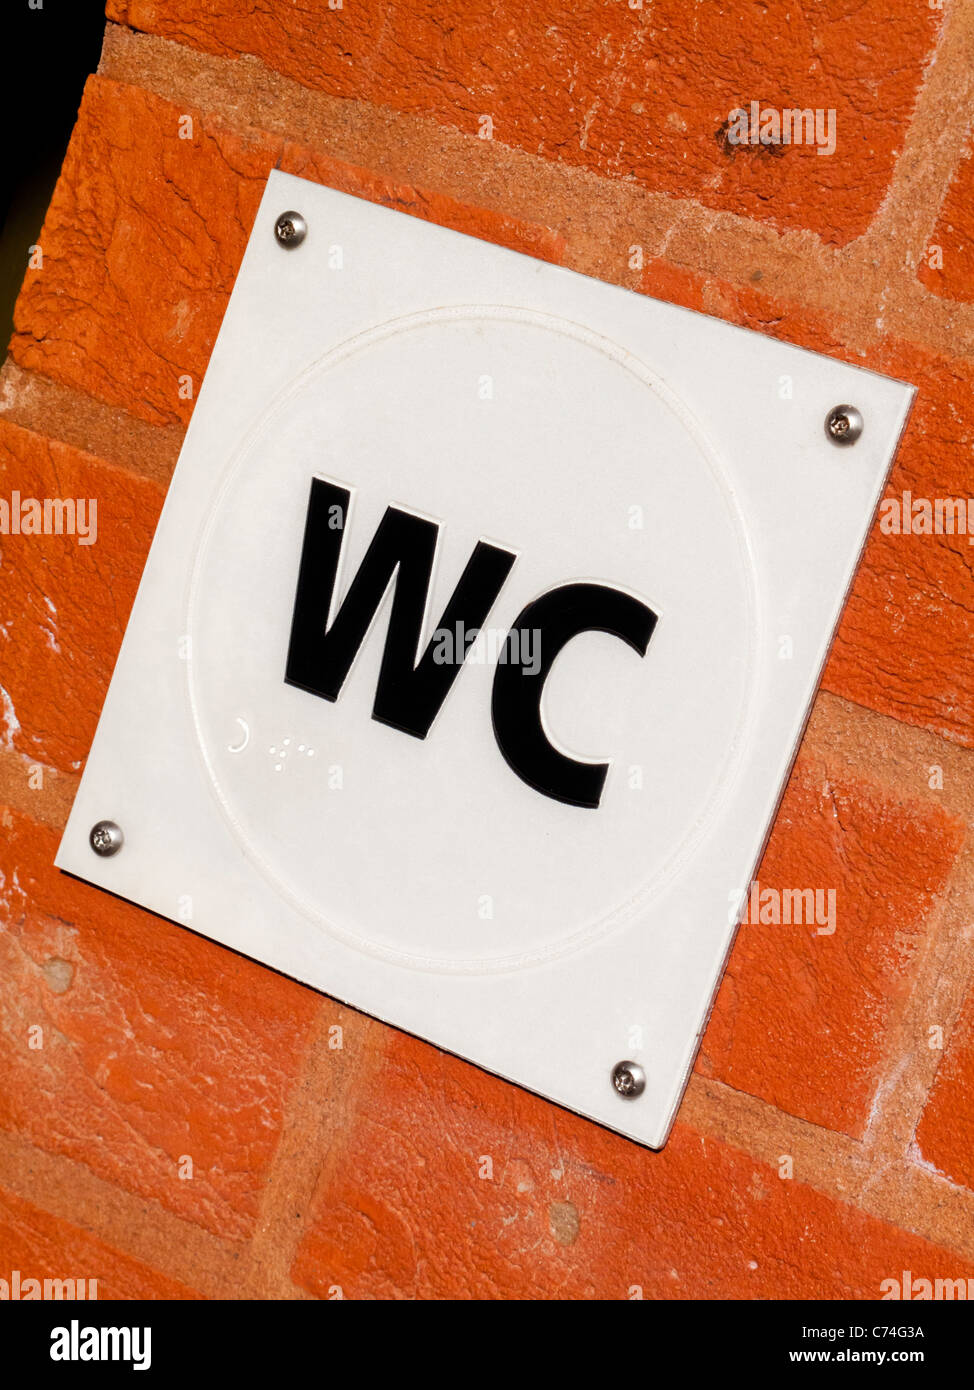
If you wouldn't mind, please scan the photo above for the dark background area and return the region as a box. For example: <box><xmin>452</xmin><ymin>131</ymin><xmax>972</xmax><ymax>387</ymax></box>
<box><xmin>1</xmin><ymin>0</ymin><xmax>107</xmax><ymax>351</ymax></box>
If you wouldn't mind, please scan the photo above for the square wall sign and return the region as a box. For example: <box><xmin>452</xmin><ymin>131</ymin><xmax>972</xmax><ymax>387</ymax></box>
<box><xmin>57</xmin><ymin>171</ymin><xmax>913</xmax><ymax>1148</ymax></box>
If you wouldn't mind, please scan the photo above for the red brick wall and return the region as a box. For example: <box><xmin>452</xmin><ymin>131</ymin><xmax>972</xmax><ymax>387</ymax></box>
<box><xmin>2</xmin><ymin>2</ymin><xmax>974</xmax><ymax>1299</ymax></box>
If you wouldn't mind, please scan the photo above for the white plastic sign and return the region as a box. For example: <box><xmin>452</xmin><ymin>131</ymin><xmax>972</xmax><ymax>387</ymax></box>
<box><xmin>57</xmin><ymin>172</ymin><xmax>913</xmax><ymax>1147</ymax></box>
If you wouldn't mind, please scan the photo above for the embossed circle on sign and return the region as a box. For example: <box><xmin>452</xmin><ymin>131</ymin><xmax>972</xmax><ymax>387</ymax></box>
<box><xmin>187</xmin><ymin>307</ymin><xmax>759</xmax><ymax>973</ymax></box>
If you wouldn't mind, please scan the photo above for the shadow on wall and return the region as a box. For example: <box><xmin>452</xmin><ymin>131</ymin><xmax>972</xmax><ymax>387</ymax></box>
<box><xmin>0</xmin><ymin>0</ymin><xmax>106</xmax><ymax>352</ymax></box>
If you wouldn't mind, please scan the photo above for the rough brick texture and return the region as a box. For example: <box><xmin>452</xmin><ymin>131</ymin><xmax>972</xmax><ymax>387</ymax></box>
<box><xmin>0</xmin><ymin>420</ymin><xmax>164</xmax><ymax>772</ymax></box>
<box><xmin>697</xmin><ymin>759</ymin><xmax>966</xmax><ymax>1138</ymax></box>
<box><xmin>106</xmin><ymin>0</ymin><xmax>943</xmax><ymax>246</ymax></box>
<box><xmin>292</xmin><ymin>1037</ymin><xmax>974</xmax><ymax>1301</ymax></box>
<box><xmin>2</xmin><ymin>1</ymin><xmax>974</xmax><ymax>1300</ymax></box>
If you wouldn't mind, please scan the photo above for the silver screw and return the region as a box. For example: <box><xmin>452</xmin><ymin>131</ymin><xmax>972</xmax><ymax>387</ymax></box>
<box><xmin>274</xmin><ymin>210</ymin><xmax>307</xmax><ymax>248</ymax></box>
<box><xmin>611</xmin><ymin>1060</ymin><xmax>646</xmax><ymax>1099</ymax></box>
<box><xmin>825</xmin><ymin>404</ymin><xmax>863</xmax><ymax>446</ymax></box>
<box><xmin>89</xmin><ymin>820</ymin><xmax>124</xmax><ymax>857</ymax></box>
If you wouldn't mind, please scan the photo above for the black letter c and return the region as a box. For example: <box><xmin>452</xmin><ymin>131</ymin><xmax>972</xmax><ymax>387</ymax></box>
<box><xmin>491</xmin><ymin>583</ymin><xmax>658</xmax><ymax>809</ymax></box>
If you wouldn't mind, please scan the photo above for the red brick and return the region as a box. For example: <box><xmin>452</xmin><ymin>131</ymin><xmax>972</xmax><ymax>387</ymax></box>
<box><xmin>0</xmin><ymin>1185</ymin><xmax>198</xmax><ymax>1299</ymax></box>
<box><xmin>915</xmin><ymin>988</ymin><xmax>974</xmax><ymax>1191</ymax></box>
<box><xmin>291</xmin><ymin>1034</ymin><xmax>974</xmax><ymax>1300</ymax></box>
<box><xmin>11</xmin><ymin>77</ymin><xmax>282</xmax><ymax>428</ymax></box>
<box><xmin>0</xmin><ymin>811</ymin><xmax>319</xmax><ymax>1240</ymax></box>
<box><xmin>698</xmin><ymin>759</ymin><xmax>966</xmax><ymax>1137</ymax></box>
<box><xmin>918</xmin><ymin>140</ymin><xmax>974</xmax><ymax>304</ymax></box>
<box><xmin>0</xmin><ymin>420</ymin><xmax>163</xmax><ymax>774</ymax></box>
<box><xmin>108</xmin><ymin>0</ymin><xmax>942</xmax><ymax>246</ymax></box>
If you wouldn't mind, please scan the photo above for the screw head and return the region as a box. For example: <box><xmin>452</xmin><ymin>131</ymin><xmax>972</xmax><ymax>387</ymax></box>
<box><xmin>274</xmin><ymin>210</ymin><xmax>307</xmax><ymax>248</ymax></box>
<box><xmin>611</xmin><ymin>1060</ymin><xmax>646</xmax><ymax>1099</ymax></box>
<box><xmin>825</xmin><ymin>404</ymin><xmax>863</xmax><ymax>446</ymax></box>
<box><xmin>89</xmin><ymin>820</ymin><xmax>124</xmax><ymax>857</ymax></box>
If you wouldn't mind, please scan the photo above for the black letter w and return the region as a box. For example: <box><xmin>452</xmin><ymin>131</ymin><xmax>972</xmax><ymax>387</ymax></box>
<box><xmin>285</xmin><ymin>479</ymin><xmax>516</xmax><ymax>738</ymax></box>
